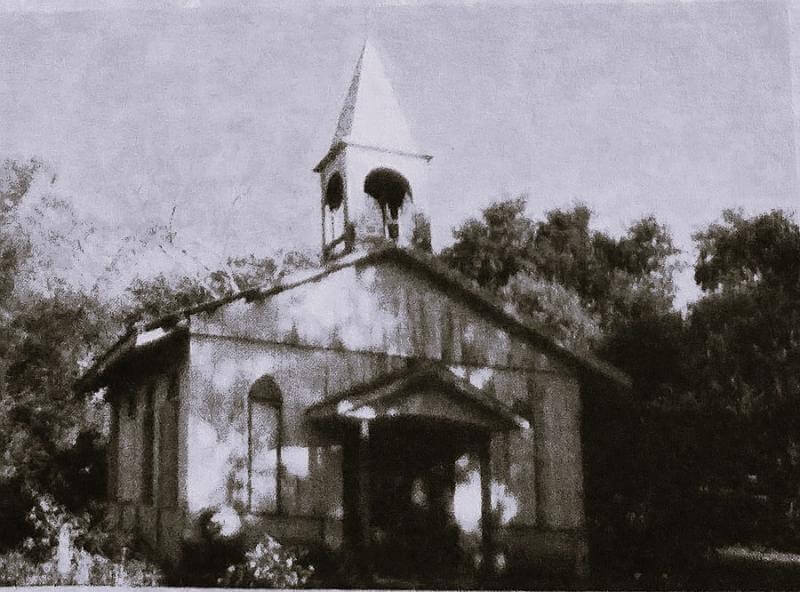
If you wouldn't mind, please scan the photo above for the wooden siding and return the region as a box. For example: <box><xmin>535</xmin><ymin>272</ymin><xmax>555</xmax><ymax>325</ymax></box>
<box><xmin>190</xmin><ymin>260</ymin><xmax>564</xmax><ymax>374</ymax></box>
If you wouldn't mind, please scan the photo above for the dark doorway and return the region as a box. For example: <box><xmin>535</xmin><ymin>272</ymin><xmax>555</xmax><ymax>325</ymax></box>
<box><xmin>343</xmin><ymin>418</ymin><xmax>480</xmax><ymax>584</ymax></box>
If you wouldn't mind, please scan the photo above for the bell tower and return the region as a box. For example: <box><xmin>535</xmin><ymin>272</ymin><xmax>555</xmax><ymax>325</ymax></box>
<box><xmin>314</xmin><ymin>40</ymin><xmax>433</xmax><ymax>259</ymax></box>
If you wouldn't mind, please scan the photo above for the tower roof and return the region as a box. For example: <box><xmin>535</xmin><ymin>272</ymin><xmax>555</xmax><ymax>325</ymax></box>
<box><xmin>314</xmin><ymin>40</ymin><xmax>430</xmax><ymax>172</ymax></box>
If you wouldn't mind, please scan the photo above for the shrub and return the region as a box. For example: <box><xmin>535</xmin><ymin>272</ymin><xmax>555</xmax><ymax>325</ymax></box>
<box><xmin>0</xmin><ymin>547</ymin><xmax>162</xmax><ymax>586</ymax></box>
<box><xmin>174</xmin><ymin>507</ymin><xmax>247</xmax><ymax>585</ymax></box>
<box><xmin>0</xmin><ymin>493</ymin><xmax>163</xmax><ymax>586</ymax></box>
<box><xmin>220</xmin><ymin>535</ymin><xmax>314</xmax><ymax>588</ymax></box>
<box><xmin>174</xmin><ymin>506</ymin><xmax>313</xmax><ymax>587</ymax></box>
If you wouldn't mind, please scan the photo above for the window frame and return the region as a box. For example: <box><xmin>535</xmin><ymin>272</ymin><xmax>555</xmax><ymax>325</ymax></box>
<box><xmin>247</xmin><ymin>377</ymin><xmax>284</xmax><ymax>515</ymax></box>
<box><xmin>157</xmin><ymin>372</ymin><xmax>180</xmax><ymax>509</ymax></box>
<box><xmin>324</xmin><ymin>172</ymin><xmax>346</xmax><ymax>239</ymax></box>
<box><xmin>141</xmin><ymin>381</ymin><xmax>156</xmax><ymax>506</ymax></box>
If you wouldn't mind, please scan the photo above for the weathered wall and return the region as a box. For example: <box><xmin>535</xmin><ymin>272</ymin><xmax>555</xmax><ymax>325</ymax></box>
<box><xmin>191</xmin><ymin>259</ymin><xmax>558</xmax><ymax>372</ymax></box>
<box><xmin>111</xmin><ymin>372</ymin><xmax>174</xmax><ymax>505</ymax></box>
<box><xmin>185</xmin><ymin>337</ymin><xmax>372</xmax><ymax>519</ymax></box>
<box><xmin>107</xmin><ymin>349</ymin><xmax>188</xmax><ymax>561</ymax></box>
<box><xmin>108</xmin><ymin>257</ymin><xmax>588</xmax><ymax>572</ymax></box>
<box><xmin>532</xmin><ymin>372</ymin><xmax>585</xmax><ymax>529</ymax></box>
<box><xmin>114</xmin><ymin>388</ymin><xmax>141</xmax><ymax>502</ymax></box>
<box><xmin>114</xmin><ymin>381</ymin><xmax>146</xmax><ymax>502</ymax></box>
<box><xmin>187</xmin><ymin>259</ymin><xmax>585</xmax><ymax>531</ymax></box>
<box><xmin>183</xmin><ymin>338</ymin><xmax>570</xmax><ymax>535</ymax></box>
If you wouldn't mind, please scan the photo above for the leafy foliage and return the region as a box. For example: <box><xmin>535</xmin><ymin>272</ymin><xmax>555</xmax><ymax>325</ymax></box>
<box><xmin>174</xmin><ymin>506</ymin><xmax>313</xmax><ymax>587</ymax></box>
<box><xmin>2</xmin><ymin>150</ymin><xmax>800</xmax><ymax>590</ymax></box>
<box><xmin>587</xmin><ymin>208</ymin><xmax>800</xmax><ymax>585</ymax></box>
<box><xmin>121</xmin><ymin>248</ymin><xmax>317</xmax><ymax>325</ymax></box>
<box><xmin>0</xmin><ymin>494</ymin><xmax>162</xmax><ymax>586</ymax></box>
<box><xmin>221</xmin><ymin>535</ymin><xmax>315</xmax><ymax>588</ymax></box>
<box><xmin>0</xmin><ymin>157</ymin><xmax>320</xmax><ymax>557</ymax></box>
<box><xmin>0</xmin><ymin>549</ymin><xmax>162</xmax><ymax>586</ymax></box>
<box><xmin>686</xmin><ymin>210</ymin><xmax>800</xmax><ymax>544</ymax></box>
<box><xmin>440</xmin><ymin>196</ymin><xmax>680</xmax><ymax>354</ymax></box>
<box><xmin>694</xmin><ymin>208</ymin><xmax>800</xmax><ymax>293</ymax></box>
<box><xmin>502</xmin><ymin>273</ymin><xmax>602</xmax><ymax>351</ymax></box>
<box><xmin>441</xmin><ymin>197</ymin><xmax>536</xmax><ymax>291</ymax></box>
<box><xmin>0</xmin><ymin>161</ymin><xmax>113</xmax><ymax>551</ymax></box>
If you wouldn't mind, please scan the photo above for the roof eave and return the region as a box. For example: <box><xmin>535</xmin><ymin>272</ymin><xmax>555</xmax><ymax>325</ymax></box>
<box><xmin>313</xmin><ymin>140</ymin><xmax>433</xmax><ymax>174</ymax></box>
<box><xmin>312</xmin><ymin>141</ymin><xmax>345</xmax><ymax>173</ymax></box>
<box><xmin>74</xmin><ymin>332</ymin><xmax>136</xmax><ymax>393</ymax></box>
<box><xmin>344</xmin><ymin>141</ymin><xmax>433</xmax><ymax>162</ymax></box>
<box><xmin>75</xmin><ymin>322</ymin><xmax>189</xmax><ymax>393</ymax></box>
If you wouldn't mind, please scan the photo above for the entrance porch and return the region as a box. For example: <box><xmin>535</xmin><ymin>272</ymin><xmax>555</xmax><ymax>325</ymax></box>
<box><xmin>307</xmin><ymin>361</ymin><xmax>527</xmax><ymax>586</ymax></box>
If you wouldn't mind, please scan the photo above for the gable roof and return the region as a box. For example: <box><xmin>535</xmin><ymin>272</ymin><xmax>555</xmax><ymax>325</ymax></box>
<box><xmin>306</xmin><ymin>359</ymin><xmax>528</xmax><ymax>431</ymax></box>
<box><xmin>76</xmin><ymin>245</ymin><xmax>631</xmax><ymax>393</ymax></box>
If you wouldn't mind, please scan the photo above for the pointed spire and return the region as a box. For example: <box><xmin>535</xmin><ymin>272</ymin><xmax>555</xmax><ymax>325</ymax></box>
<box><xmin>332</xmin><ymin>40</ymin><xmax>420</xmax><ymax>154</ymax></box>
<box><xmin>314</xmin><ymin>39</ymin><xmax>431</xmax><ymax>172</ymax></box>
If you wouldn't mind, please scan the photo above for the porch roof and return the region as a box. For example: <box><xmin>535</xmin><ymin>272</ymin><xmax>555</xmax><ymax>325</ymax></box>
<box><xmin>306</xmin><ymin>360</ymin><xmax>528</xmax><ymax>432</ymax></box>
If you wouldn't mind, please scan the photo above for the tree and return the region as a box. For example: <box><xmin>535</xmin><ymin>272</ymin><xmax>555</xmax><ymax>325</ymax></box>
<box><xmin>120</xmin><ymin>248</ymin><xmax>318</xmax><ymax>325</ymax></box>
<box><xmin>694</xmin><ymin>209</ymin><xmax>800</xmax><ymax>293</ymax></box>
<box><xmin>687</xmin><ymin>209</ymin><xmax>800</xmax><ymax>543</ymax></box>
<box><xmin>439</xmin><ymin>197</ymin><xmax>536</xmax><ymax>291</ymax></box>
<box><xmin>530</xmin><ymin>204</ymin><xmax>596</xmax><ymax>298</ymax></box>
<box><xmin>0</xmin><ymin>159</ymin><xmax>112</xmax><ymax>551</ymax></box>
<box><xmin>0</xmin><ymin>158</ymin><xmax>47</xmax><ymax>304</ymax></box>
<box><xmin>440</xmin><ymin>196</ymin><xmax>701</xmax><ymax>585</ymax></box>
<box><xmin>502</xmin><ymin>274</ymin><xmax>602</xmax><ymax>351</ymax></box>
<box><xmin>440</xmin><ymin>197</ymin><xmax>680</xmax><ymax>355</ymax></box>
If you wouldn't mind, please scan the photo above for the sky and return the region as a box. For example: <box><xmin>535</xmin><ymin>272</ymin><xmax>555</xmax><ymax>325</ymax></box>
<box><xmin>1</xmin><ymin>0</ymin><xmax>799</xmax><ymax>306</ymax></box>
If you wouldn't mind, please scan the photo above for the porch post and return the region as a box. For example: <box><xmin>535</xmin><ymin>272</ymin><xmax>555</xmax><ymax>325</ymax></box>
<box><xmin>480</xmin><ymin>433</ymin><xmax>494</xmax><ymax>580</ymax></box>
<box><xmin>358</xmin><ymin>419</ymin><xmax>372</xmax><ymax>577</ymax></box>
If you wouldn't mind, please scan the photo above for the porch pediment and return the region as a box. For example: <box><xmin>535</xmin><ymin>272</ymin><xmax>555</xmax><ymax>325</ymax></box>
<box><xmin>306</xmin><ymin>361</ymin><xmax>528</xmax><ymax>432</ymax></box>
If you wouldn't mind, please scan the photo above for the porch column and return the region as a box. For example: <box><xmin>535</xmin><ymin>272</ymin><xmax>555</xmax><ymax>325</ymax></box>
<box><xmin>358</xmin><ymin>419</ymin><xmax>372</xmax><ymax>576</ymax></box>
<box><xmin>480</xmin><ymin>433</ymin><xmax>494</xmax><ymax>580</ymax></box>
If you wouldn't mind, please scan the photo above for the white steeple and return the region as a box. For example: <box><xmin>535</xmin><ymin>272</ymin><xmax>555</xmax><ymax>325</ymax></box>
<box><xmin>329</xmin><ymin>39</ymin><xmax>421</xmax><ymax>156</ymax></box>
<box><xmin>314</xmin><ymin>40</ymin><xmax>432</xmax><ymax>259</ymax></box>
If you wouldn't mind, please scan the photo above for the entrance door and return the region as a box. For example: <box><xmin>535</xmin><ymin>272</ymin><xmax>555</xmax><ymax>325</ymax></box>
<box><xmin>367</xmin><ymin>419</ymin><xmax>474</xmax><ymax>583</ymax></box>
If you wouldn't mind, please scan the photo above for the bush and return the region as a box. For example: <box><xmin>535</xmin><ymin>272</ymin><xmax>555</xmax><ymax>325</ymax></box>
<box><xmin>0</xmin><ymin>493</ymin><xmax>163</xmax><ymax>586</ymax></box>
<box><xmin>220</xmin><ymin>535</ymin><xmax>314</xmax><ymax>588</ymax></box>
<box><xmin>175</xmin><ymin>508</ymin><xmax>246</xmax><ymax>586</ymax></box>
<box><xmin>0</xmin><ymin>548</ymin><xmax>162</xmax><ymax>586</ymax></box>
<box><xmin>173</xmin><ymin>506</ymin><xmax>313</xmax><ymax>587</ymax></box>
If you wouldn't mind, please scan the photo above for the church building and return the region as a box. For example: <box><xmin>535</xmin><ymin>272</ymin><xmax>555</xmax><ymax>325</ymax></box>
<box><xmin>78</xmin><ymin>40</ymin><xmax>629</xmax><ymax>585</ymax></box>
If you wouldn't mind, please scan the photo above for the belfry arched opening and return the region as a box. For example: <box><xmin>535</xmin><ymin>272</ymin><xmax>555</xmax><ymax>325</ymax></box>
<box><xmin>364</xmin><ymin>167</ymin><xmax>412</xmax><ymax>240</ymax></box>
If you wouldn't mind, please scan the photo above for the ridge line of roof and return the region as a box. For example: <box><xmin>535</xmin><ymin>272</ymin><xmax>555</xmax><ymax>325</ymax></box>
<box><xmin>141</xmin><ymin>248</ymin><xmax>368</xmax><ymax>332</ymax></box>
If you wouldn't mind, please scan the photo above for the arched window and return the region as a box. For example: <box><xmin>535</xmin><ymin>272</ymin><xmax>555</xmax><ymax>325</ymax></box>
<box><xmin>248</xmin><ymin>375</ymin><xmax>284</xmax><ymax>514</ymax></box>
<box><xmin>325</xmin><ymin>172</ymin><xmax>345</xmax><ymax>238</ymax></box>
<box><xmin>364</xmin><ymin>168</ymin><xmax>412</xmax><ymax>240</ymax></box>
<box><xmin>325</xmin><ymin>172</ymin><xmax>344</xmax><ymax>211</ymax></box>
